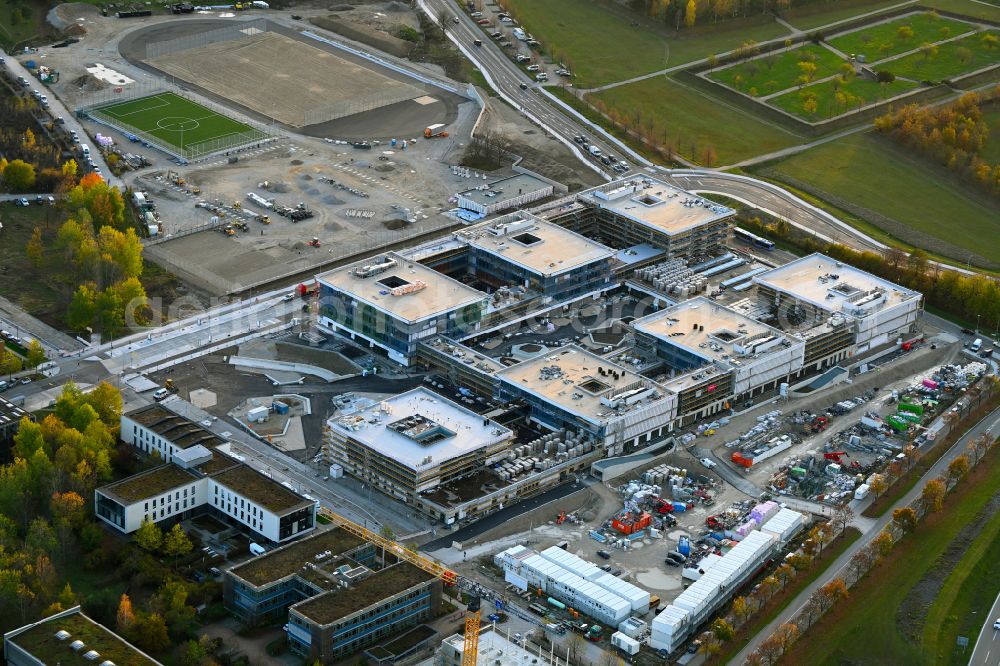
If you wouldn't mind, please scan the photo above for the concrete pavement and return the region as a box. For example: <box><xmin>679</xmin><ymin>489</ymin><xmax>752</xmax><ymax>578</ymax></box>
<box><xmin>969</xmin><ymin>592</ymin><xmax>1000</xmax><ymax>666</ymax></box>
<box><xmin>730</xmin><ymin>405</ymin><xmax>1000</xmax><ymax>664</ymax></box>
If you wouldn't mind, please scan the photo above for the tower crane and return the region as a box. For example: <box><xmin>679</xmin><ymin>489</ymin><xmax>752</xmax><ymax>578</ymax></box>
<box><xmin>318</xmin><ymin>508</ymin><xmax>480</xmax><ymax>663</ymax></box>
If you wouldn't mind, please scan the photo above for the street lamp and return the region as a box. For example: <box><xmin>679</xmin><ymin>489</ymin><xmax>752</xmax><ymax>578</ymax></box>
<box><xmin>976</xmin><ymin>314</ymin><xmax>981</xmax><ymax>333</ymax></box>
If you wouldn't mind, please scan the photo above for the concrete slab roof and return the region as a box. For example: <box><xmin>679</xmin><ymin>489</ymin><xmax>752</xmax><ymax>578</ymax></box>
<box><xmin>578</xmin><ymin>176</ymin><xmax>733</xmax><ymax>236</ymax></box>
<box><xmin>633</xmin><ymin>296</ymin><xmax>798</xmax><ymax>365</ymax></box>
<box><xmin>327</xmin><ymin>387</ymin><xmax>512</xmax><ymax>470</ymax></box>
<box><xmin>496</xmin><ymin>344</ymin><xmax>667</xmax><ymax>424</ymax></box>
<box><xmin>458</xmin><ymin>212</ymin><xmax>614</xmax><ymax>277</ymax></box>
<box><xmin>754</xmin><ymin>253</ymin><xmax>921</xmax><ymax>315</ymax></box>
<box><xmin>316</xmin><ymin>252</ymin><xmax>485</xmax><ymax>323</ymax></box>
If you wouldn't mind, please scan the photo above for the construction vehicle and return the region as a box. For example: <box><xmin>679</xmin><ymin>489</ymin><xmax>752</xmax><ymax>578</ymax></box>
<box><xmin>823</xmin><ymin>451</ymin><xmax>850</xmax><ymax>464</ymax></box>
<box><xmin>221</xmin><ymin>225</ymin><xmax>235</xmax><ymax>236</ymax></box>
<box><xmin>555</xmin><ymin>511</ymin><xmax>566</xmax><ymax>525</ymax></box>
<box><xmin>810</xmin><ymin>416</ymin><xmax>829</xmax><ymax>433</ymax></box>
<box><xmin>164</xmin><ymin>378</ymin><xmax>179</xmax><ymax>394</ymax></box>
<box><xmin>232</xmin><ymin>201</ymin><xmax>241</xmax><ymax>209</ymax></box>
<box><xmin>308</xmin><ymin>237</ymin><xmax>321</xmax><ymax>248</ymax></box>
<box><xmin>424</xmin><ymin>123</ymin><xmax>449</xmax><ymax>138</ymax></box>
<box><xmin>232</xmin><ymin>220</ymin><xmax>249</xmax><ymax>232</ymax></box>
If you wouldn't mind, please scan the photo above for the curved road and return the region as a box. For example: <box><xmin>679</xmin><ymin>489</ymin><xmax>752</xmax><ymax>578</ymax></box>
<box><xmin>418</xmin><ymin>2</ymin><xmax>980</xmax><ymax>274</ymax></box>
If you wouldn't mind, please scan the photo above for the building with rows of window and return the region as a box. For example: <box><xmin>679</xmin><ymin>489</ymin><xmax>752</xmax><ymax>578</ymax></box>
<box><xmin>96</xmin><ymin>405</ymin><xmax>316</xmax><ymax>545</ymax></box>
<box><xmin>225</xmin><ymin>528</ymin><xmax>441</xmax><ymax>663</ymax></box>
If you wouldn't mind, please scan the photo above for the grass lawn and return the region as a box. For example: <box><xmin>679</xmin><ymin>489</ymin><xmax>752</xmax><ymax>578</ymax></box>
<box><xmin>588</xmin><ymin>76</ymin><xmax>805</xmax><ymax>165</ymax></box>
<box><xmin>0</xmin><ymin>0</ymin><xmax>49</xmax><ymax>51</ymax></box>
<box><xmin>709</xmin><ymin>44</ymin><xmax>845</xmax><ymax>95</ymax></box>
<box><xmin>780</xmin><ymin>445</ymin><xmax>1000</xmax><ymax>666</ymax></box>
<box><xmin>781</xmin><ymin>0</ymin><xmax>906</xmax><ymax>31</ymax></box>
<box><xmin>502</xmin><ymin>0</ymin><xmax>790</xmax><ymax>86</ymax></box>
<box><xmin>715</xmin><ymin>528</ymin><xmax>862</xmax><ymax>664</ymax></box>
<box><xmin>768</xmin><ymin>75</ymin><xmax>919</xmax><ymax>120</ymax></box>
<box><xmin>922</xmin><ymin>508</ymin><xmax>1000</xmax><ymax>664</ymax></box>
<box><xmin>762</xmin><ymin>133</ymin><xmax>1000</xmax><ymax>265</ymax></box>
<box><xmin>827</xmin><ymin>12</ymin><xmax>973</xmax><ymax>62</ymax></box>
<box><xmin>884</xmin><ymin>30</ymin><xmax>1000</xmax><ymax>81</ymax></box>
<box><xmin>0</xmin><ymin>203</ymin><xmax>67</xmax><ymax>326</ymax></box>
<box><xmin>922</xmin><ymin>0</ymin><xmax>1000</xmax><ymax>22</ymax></box>
<box><xmin>980</xmin><ymin>106</ymin><xmax>1000</xmax><ymax>163</ymax></box>
<box><xmin>91</xmin><ymin>92</ymin><xmax>263</xmax><ymax>156</ymax></box>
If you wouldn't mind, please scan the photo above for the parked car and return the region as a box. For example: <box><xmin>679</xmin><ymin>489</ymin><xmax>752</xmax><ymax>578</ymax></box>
<box><xmin>153</xmin><ymin>388</ymin><xmax>170</xmax><ymax>401</ymax></box>
<box><xmin>17</xmin><ymin>197</ymin><xmax>29</xmax><ymax>207</ymax></box>
<box><xmin>699</xmin><ymin>457</ymin><xmax>717</xmax><ymax>469</ymax></box>
<box><xmin>666</xmin><ymin>551</ymin><xmax>687</xmax><ymax>565</ymax></box>
<box><xmin>596</xmin><ymin>550</ymin><xmax>611</xmax><ymax>560</ymax></box>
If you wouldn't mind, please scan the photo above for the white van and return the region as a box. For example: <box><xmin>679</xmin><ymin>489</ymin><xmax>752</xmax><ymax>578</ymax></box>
<box><xmin>971</xmin><ymin>338</ymin><xmax>983</xmax><ymax>352</ymax></box>
<box><xmin>81</xmin><ymin>144</ymin><xmax>90</xmax><ymax>157</ymax></box>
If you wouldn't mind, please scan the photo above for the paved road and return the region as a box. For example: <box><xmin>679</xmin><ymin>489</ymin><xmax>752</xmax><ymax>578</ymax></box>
<box><xmin>1</xmin><ymin>58</ymin><xmax>121</xmax><ymax>188</ymax></box>
<box><xmin>731</xmin><ymin>405</ymin><xmax>1000</xmax><ymax>664</ymax></box>
<box><xmin>969</xmin><ymin>593</ymin><xmax>1000</xmax><ymax>666</ymax></box>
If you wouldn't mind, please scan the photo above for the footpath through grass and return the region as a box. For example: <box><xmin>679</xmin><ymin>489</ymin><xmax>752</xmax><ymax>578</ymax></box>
<box><xmin>768</xmin><ymin>75</ymin><xmax>919</xmax><ymax>119</ymax></box>
<box><xmin>884</xmin><ymin>30</ymin><xmax>1000</xmax><ymax>81</ymax></box>
<box><xmin>780</xmin><ymin>442</ymin><xmax>1000</xmax><ymax>666</ymax></box>
<box><xmin>713</xmin><ymin>527</ymin><xmax>861</xmax><ymax>665</ymax></box>
<box><xmin>503</xmin><ymin>0</ymin><xmax>790</xmax><ymax>87</ymax></box>
<box><xmin>762</xmin><ymin>132</ymin><xmax>1000</xmax><ymax>265</ymax></box>
<box><xmin>827</xmin><ymin>12</ymin><xmax>973</xmax><ymax>61</ymax></box>
<box><xmin>588</xmin><ymin>77</ymin><xmax>804</xmax><ymax>165</ymax></box>
<box><xmin>709</xmin><ymin>44</ymin><xmax>845</xmax><ymax>95</ymax></box>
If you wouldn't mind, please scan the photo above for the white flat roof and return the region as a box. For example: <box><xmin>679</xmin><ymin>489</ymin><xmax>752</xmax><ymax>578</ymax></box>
<box><xmin>633</xmin><ymin>296</ymin><xmax>798</xmax><ymax>366</ymax></box>
<box><xmin>458</xmin><ymin>212</ymin><xmax>614</xmax><ymax>277</ymax></box>
<box><xmin>496</xmin><ymin>344</ymin><xmax>667</xmax><ymax>423</ymax></box>
<box><xmin>754</xmin><ymin>253</ymin><xmax>920</xmax><ymax>316</ymax></box>
<box><xmin>579</xmin><ymin>176</ymin><xmax>733</xmax><ymax>236</ymax></box>
<box><xmin>326</xmin><ymin>387</ymin><xmax>512</xmax><ymax>470</ymax></box>
<box><xmin>317</xmin><ymin>252</ymin><xmax>485</xmax><ymax>323</ymax></box>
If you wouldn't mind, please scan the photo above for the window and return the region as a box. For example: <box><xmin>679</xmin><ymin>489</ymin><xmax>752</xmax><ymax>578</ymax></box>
<box><xmin>144</xmin><ymin>502</ymin><xmax>148</xmax><ymax>511</ymax></box>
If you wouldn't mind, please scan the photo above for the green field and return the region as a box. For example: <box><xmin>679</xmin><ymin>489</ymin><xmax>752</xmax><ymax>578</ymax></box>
<box><xmin>827</xmin><ymin>12</ymin><xmax>973</xmax><ymax>61</ymax></box>
<box><xmin>589</xmin><ymin>76</ymin><xmax>804</xmax><ymax>165</ymax></box>
<box><xmin>709</xmin><ymin>44</ymin><xmax>845</xmax><ymax>95</ymax></box>
<box><xmin>883</xmin><ymin>30</ymin><xmax>1000</xmax><ymax>81</ymax></box>
<box><xmin>922</xmin><ymin>0</ymin><xmax>1000</xmax><ymax>21</ymax></box>
<box><xmin>769</xmin><ymin>75</ymin><xmax>919</xmax><ymax>120</ymax></box>
<box><xmin>762</xmin><ymin>133</ymin><xmax>1000</xmax><ymax>265</ymax></box>
<box><xmin>981</xmin><ymin>106</ymin><xmax>1000</xmax><ymax>162</ymax></box>
<box><xmin>781</xmin><ymin>447</ymin><xmax>1000</xmax><ymax>666</ymax></box>
<box><xmin>922</xmin><ymin>509</ymin><xmax>1000</xmax><ymax>664</ymax></box>
<box><xmin>91</xmin><ymin>92</ymin><xmax>264</xmax><ymax>157</ymax></box>
<box><xmin>782</xmin><ymin>0</ymin><xmax>905</xmax><ymax>31</ymax></box>
<box><xmin>502</xmin><ymin>0</ymin><xmax>790</xmax><ymax>87</ymax></box>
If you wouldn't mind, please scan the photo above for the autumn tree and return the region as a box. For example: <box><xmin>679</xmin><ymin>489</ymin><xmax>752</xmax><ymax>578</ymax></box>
<box><xmin>897</xmin><ymin>25</ymin><xmax>914</xmax><ymax>41</ymax></box>
<box><xmin>731</xmin><ymin>595</ymin><xmax>751</xmax><ymax>627</ymax></box>
<box><xmin>133</xmin><ymin>612</ymin><xmax>171</xmax><ymax>652</ymax></box>
<box><xmin>163</xmin><ymin>524</ymin><xmax>194</xmax><ymax>568</ymax></box>
<box><xmin>2</xmin><ymin>159</ymin><xmax>36</xmax><ymax>192</ymax></box>
<box><xmin>117</xmin><ymin>593</ymin><xmax>136</xmax><ymax>632</ymax></box>
<box><xmin>872</xmin><ymin>530</ymin><xmax>894</xmax><ymax>559</ymax></box>
<box><xmin>684</xmin><ymin>0</ymin><xmax>696</xmax><ymax>28</ymax></box>
<box><xmin>947</xmin><ymin>455</ymin><xmax>970</xmax><ymax>483</ymax></box>
<box><xmin>833</xmin><ymin>504</ymin><xmax>854</xmax><ymax>533</ymax></box>
<box><xmin>892</xmin><ymin>507</ymin><xmax>917</xmax><ymax>533</ymax></box>
<box><xmin>868</xmin><ymin>474</ymin><xmax>888</xmax><ymax>500</ymax></box>
<box><xmin>922</xmin><ymin>478</ymin><xmax>946</xmax><ymax>512</ymax></box>
<box><xmin>711</xmin><ymin>617</ymin><xmax>735</xmax><ymax>642</ymax></box>
<box><xmin>135</xmin><ymin>518</ymin><xmax>163</xmax><ymax>553</ymax></box>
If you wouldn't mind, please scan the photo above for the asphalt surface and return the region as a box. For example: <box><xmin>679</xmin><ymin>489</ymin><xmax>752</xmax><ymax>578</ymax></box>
<box><xmin>422</xmin><ymin>476</ymin><xmax>593</xmax><ymax>551</ymax></box>
<box><xmin>732</xmin><ymin>404</ymin><xmax>1000</xmax><ymax>664</ymax></box>
<box><xmin>969</xmin><ymin>592</ymin><xmax>1000</xmax><ymax>666</ymax></box>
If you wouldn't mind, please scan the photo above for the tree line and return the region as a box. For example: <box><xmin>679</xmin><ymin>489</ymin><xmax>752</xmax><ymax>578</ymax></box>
<box><xmin>2</xmin><ymin>382</ymin><xmax>230</xmax><ymax>664</ymax></box>
<box><xmin>24</xmin><ymin>172</ymin><xmax>146</xmax><ymax>338</ymax></box>
<box><xmin>0</xmin><ymin>96</ymin><xmax>66</xmax><ymax>193</ymax></box>
<box><xmin>875</xmin><ymin>87</ymin><xmax>1000</xmax><ymax>197</ymax></box>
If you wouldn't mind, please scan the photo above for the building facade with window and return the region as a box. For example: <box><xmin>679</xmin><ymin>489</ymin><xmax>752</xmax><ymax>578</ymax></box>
<box><xmin>96</xmin><ymin>407</ymin><xmax>316</xmax><ymax>545</ymax></box>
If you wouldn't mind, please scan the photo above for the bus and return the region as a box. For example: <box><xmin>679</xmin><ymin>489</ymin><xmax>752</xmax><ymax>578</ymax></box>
<box><xmin>734</xmin><ymin>227</ymin><xmax>775</xmax><ymax>250</ymax></box>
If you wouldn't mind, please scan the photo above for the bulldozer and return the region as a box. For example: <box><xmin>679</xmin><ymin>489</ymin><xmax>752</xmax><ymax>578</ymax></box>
<box><xmin>258</xmin><ymin>215</ymin><xmax>270</xmax><ymax>224</ymax></box>
<box><xmin>308</xmin><ymin>237</ymin><xmax>321</xmax><ymax>248</ymax></box>
<box><xmin>232</xmin><ymin>201</ymin><xmax>241</xmax><ymax>209</ymax></box>
<box><xmin>222</xmin><ymin>225</ymin><xmax>236</xmax><ymax>236</ymax></box>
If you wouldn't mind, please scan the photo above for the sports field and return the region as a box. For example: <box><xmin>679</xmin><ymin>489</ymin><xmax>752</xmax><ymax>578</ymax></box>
<box><xmin>91</xmin><ymin>92</ymin><xmax>265</xmax><ymax>157</ymax></box>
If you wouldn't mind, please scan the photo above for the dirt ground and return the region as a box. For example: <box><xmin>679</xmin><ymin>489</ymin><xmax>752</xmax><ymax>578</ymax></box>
<box><xmin>475</xmin><ymin>99</ymin><xmax>605</xmax><ymax>192</ymax></box>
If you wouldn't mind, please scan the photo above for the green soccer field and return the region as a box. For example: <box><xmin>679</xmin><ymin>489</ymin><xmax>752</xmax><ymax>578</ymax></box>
<box><xmin>91</xmin><ymin>92</ymin><xmax>265</xmax><ymax>157</ymax></box>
